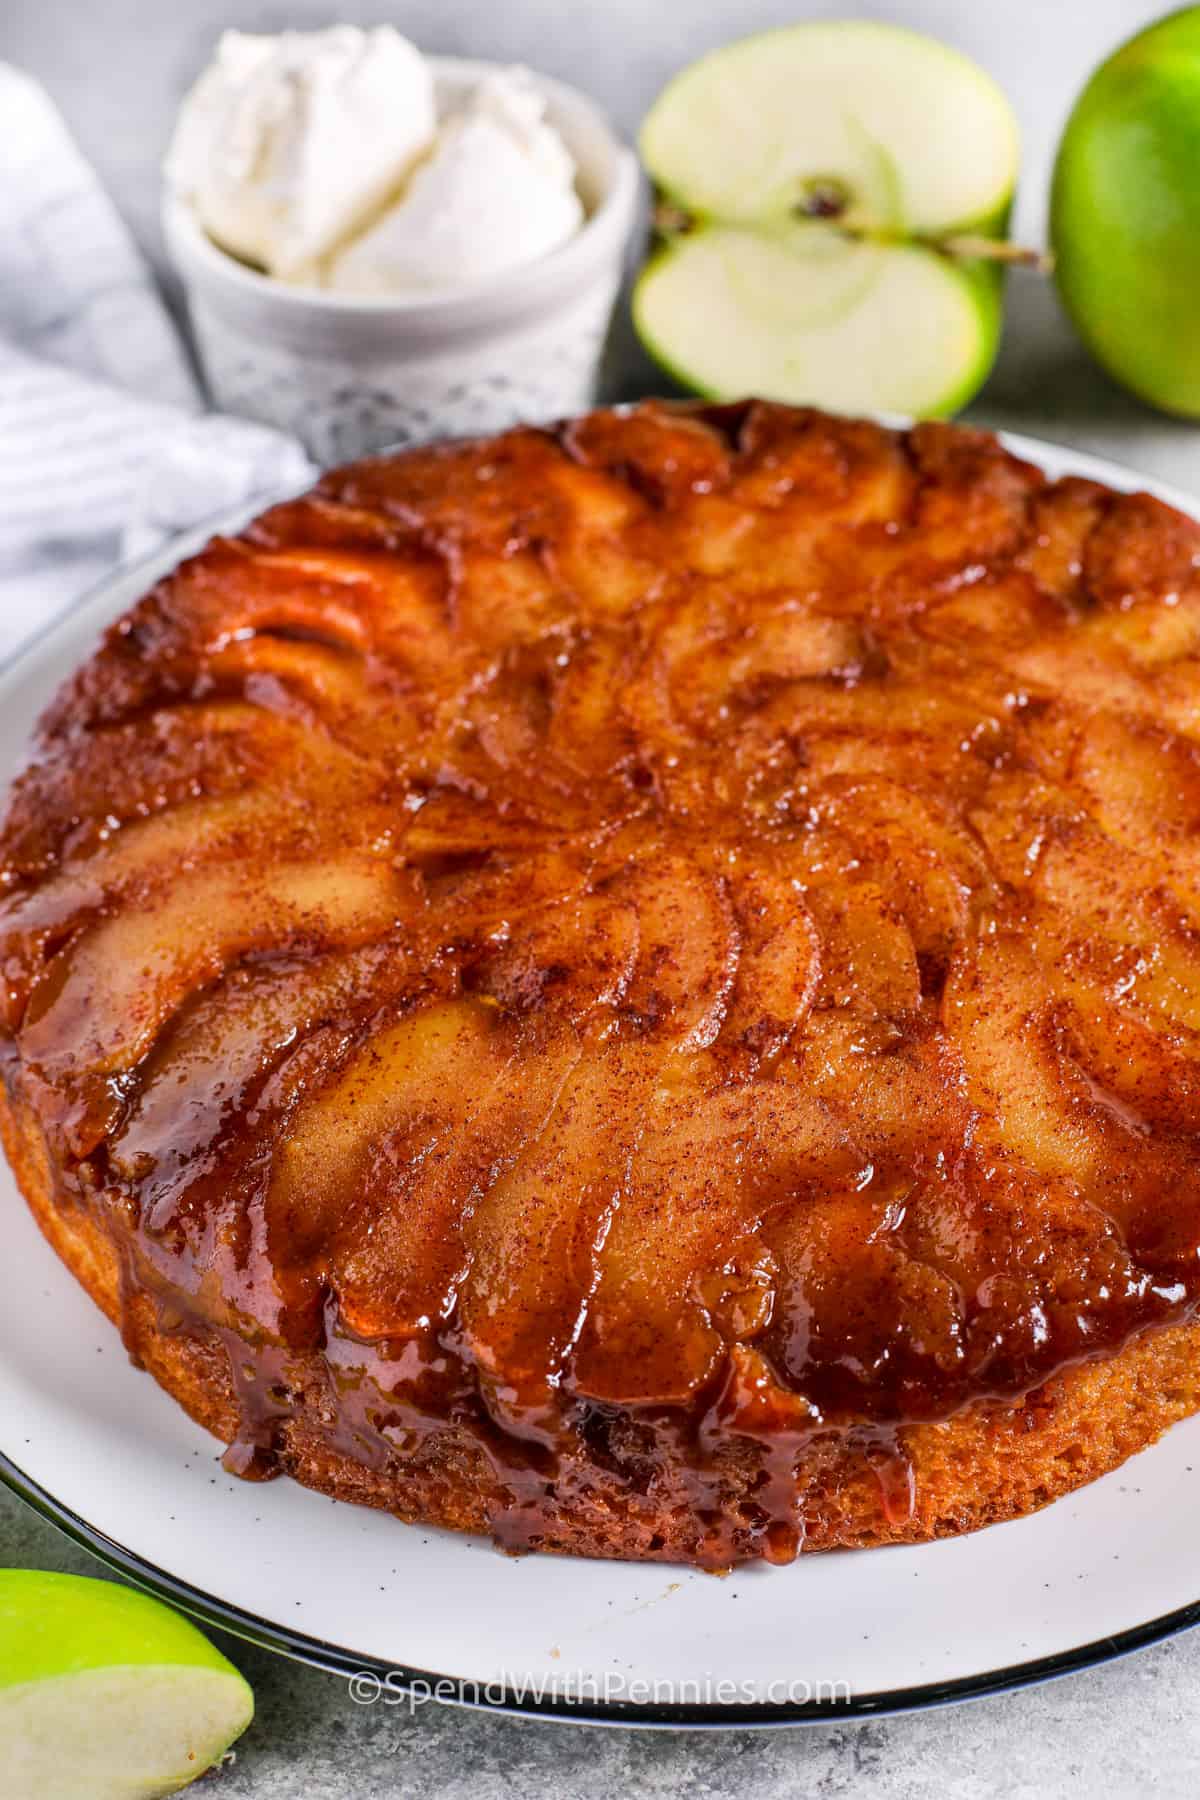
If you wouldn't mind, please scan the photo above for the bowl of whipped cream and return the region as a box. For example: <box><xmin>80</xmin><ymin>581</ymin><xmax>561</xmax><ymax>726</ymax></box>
<box><xmin>163</xmin><ymin>27</ymin><xmax>640</xmax><ymax>460</ymax></box>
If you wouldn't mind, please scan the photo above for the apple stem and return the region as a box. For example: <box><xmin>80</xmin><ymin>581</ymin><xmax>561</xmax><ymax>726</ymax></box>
<box><xmin>933</xmin><ymin>233</ymin><xmax>1054</xmax><ymax>273</ymax></box>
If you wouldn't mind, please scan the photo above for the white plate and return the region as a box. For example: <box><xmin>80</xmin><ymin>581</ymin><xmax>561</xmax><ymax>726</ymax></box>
<box><xmin>3</xmin><ymin>429</ymin><xmax>1200</xmax><ymax>1727</ymax></box>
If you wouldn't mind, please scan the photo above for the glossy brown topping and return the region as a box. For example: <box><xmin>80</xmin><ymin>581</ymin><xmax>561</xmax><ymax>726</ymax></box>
<box><xmin>5</xmin><ymin>401</ymin><xmax>1200</xmax><ymax>1468</ymax></box>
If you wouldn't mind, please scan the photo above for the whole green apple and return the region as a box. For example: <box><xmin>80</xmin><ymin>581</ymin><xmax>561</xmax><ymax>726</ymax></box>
<box><xmin>1052</xmin><ymin>7</ymin><xmax>1200</xmax><ymax>415</ymax></box>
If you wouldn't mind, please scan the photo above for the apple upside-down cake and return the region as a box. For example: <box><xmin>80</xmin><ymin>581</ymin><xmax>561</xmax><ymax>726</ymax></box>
<box><xmin>4</xmin><ymin>402</ymin><xmax>1200</xmax><ymax>1567</ymax></box>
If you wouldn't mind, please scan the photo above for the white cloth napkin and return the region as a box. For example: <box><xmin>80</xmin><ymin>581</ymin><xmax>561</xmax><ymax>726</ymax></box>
<box><xmin>0</xmin><ymin>63</ymin><xmax>315</xmax><ymax>664</ymax></box>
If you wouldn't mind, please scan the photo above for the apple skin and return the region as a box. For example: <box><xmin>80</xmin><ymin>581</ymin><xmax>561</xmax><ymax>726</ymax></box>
<box><xmin>0</xmin><ymin>1570</ymin><xmax>249</xmax><ymax>1692</ymax></box>
<box><xmin>930</xmin><ymin>256</ymin><xmax>1008</xmax><ymax>418</ymax></box>
<box><xmin>1052</xmin><ymin>7</ymin><xmax>1200</xmax><ymax>416</ymax></box>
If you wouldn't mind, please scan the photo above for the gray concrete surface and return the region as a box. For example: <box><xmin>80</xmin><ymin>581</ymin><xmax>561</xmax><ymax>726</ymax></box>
<box><xmin>5</xmin><ymin>1</ymin><xmax>1200</xmax><ymax>1793</ymax></box>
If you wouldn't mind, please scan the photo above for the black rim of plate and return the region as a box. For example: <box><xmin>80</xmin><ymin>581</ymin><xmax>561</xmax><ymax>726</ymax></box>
<box><xmin>4</xmin><ymin>434</ymin><xmax>1200</xmax><ymax>1728</ymax></box>
<box><xmin>3</xmin><ymin>1442</ymin><xmax>1200</xmax><ymax>1726</ymax></box>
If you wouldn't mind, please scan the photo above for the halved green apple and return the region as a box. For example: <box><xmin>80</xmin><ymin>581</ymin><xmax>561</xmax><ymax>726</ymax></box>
<box><xmin>0</xmin><ymin>1571</ymin><xmax>254</xmax><ymax>1800</ymax></box>
<box><xmin>635</xmin><ymin>21</ymin><xmax>1020</xmax><ymax>417</ymax></box>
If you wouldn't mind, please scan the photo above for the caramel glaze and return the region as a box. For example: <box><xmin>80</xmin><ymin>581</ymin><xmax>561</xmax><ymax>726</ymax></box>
<box><xmin>5</xmin><ymin>401</ymin><xmax>1200</xmax><ymax>1565</ymax></box>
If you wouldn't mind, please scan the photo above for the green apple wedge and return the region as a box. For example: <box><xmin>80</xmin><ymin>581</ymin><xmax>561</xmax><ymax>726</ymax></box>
<box><xmin>0</xmin><ymin>1570</ymin><xmax>253</xmax><ymax>1800</ymax></box>
<box><xmin>634</xmin><ymin>21</ymin><xmax>1020</xmax><ymax>417</ymax></box>
<box><xmin>1051</xmin><ymin>6</ymin><xmax>1200</xmax><ymax>416</ymax></box>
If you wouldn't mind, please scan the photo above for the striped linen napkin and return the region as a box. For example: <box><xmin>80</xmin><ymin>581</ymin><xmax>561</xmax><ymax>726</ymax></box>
<box><xmin>0</xmin><ymin>63</ymin><xmax>314</xmax><ymax>665</ymax></box>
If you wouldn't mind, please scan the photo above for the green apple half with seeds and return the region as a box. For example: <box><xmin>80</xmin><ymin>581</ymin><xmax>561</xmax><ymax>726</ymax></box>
<box><xmin>635</xmin><ymin>21</ymin><xmax>1020</xmax><ymax>417</ymax></box>
<box><xmin>0</xmin><ymin>1570</ymin><xmax>253</xmax><ymax>1800</ymax></box>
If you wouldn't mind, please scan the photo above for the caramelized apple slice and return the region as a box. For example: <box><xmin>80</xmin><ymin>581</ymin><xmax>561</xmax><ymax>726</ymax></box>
<box><xmin>410</xmin><ymin>848</ymin><xmax>595</xmax><ymax>946</ymax></box>
<box><xmin>20</xmin><ymin>856</ymin><xmax>404</xmax><ymax>1087</ymax></box>
<box><xmin>613</xmin><ymin>851</ymin><xmax>737</xmax><ymax>1050</ymax></box>
<box><xmin>763</xmin><ymin>1185</ymin><xmax>966</xmax><ymax>1413</ymax></box>
<box><xmin>734</xmin><ymin>408</ymin><xmax>917</xmax><ymax>524</ymax></box>
<box><xmin>331</xmin><ymin>1020</ymin><xmax>582</xmax><ymax>1341</ymax></box>
<box><xmin>572</xmin><ymin>1066</ymin><xmax>854</xmax><ymax>1405</ymax></box>
<box><xmin>792</xmin><ymin>1010</ymin><xmax>963</xmax><ymax>1190</ymax></box>
<box><xmin>537</xmin><ymin>458</ymin><xmax>663</xmax><ymax>622</ymax></box>
<box><xmin>458</xmin><ymin>855</ymin><xmax>735</xmax><ymax>1414</ymax></box>
<box><xmin>271</xmin><ymin>999</ymin><xmax>503</xmax><ymax>1268</ymax></box>
<box><xmin>205</xmin><ymin>633</ymin><xmax>367</xmax><ymax>715</ymax></box>
<box><xmin>568</xmin><ymin>1071</ymin><xmax>737</xmax><ymax>1406</ymax></box>
<box><xmin>545</xmin><ymin>629</ymin><xmax>634</xmax><ymax>773</ymax></box>
<box><xmin>0</xmin><ymin>701</ymin><xmax>308</xmax><ymax>883</ymax></box>
<box><xmin>1069</xmin><ymin>713</ymin><xmax>1200</xmax><ymax>914</ymax></box>
<box><xmin>1015</xmin><ymin>476</ymin><xmax>1104</xmax><ymax>603</ymax></box>
<box><xmin>2</xmin><ymin>788</ymin><xmax>309</xmax><ymax>967</ymax></box>
<box><xmin>110</xmin><ymin>942</ymin><xmax>403</xmax><ymax>1212</ymax></box>
<box><xmin>1033</xmin><ymin>830</ymin><xmax>1200</xmax><ymax>1034</ymax></box>
<box><xmin>1087</xmin><ymin>589</ymin><xmax>1200</xmax><ymax>671</ymax></box>
<box><xmin>559</xmin><ymin>405</ymin><xmax>733</xmax><ymax>504</ymax></box>
<box><xmin>669</xmin><ymin>491</ymin><xmax>758</xmax><ymax>577</ymax></box>
<box><xmin>1</xmin><ymin>713</ymin><xmax>385</xmax><ymax>998</ymax></box>
<box><xmin>670</xmin><ymin>605</ymin><xmax>868</xmax><ymax>730</ymax></box>
<box><xmin>946</xmin><ymin>934</ymin><xmax>1105</xmax><ymax>1181</ymax></box>
<box><xmin>454</xmin><ymin>550</ymin><xmax>565</xmax><ymax>653</ymax></box>
<box><xmin>471</xmin><ymin>888</ymin><xmax>639</xmax><ymax>1024</ymax></box>
<box><xmin>455</xmin><ymin>1041</ymin><xmax>653</xmax><ymax>1425</ymax></box>
<box><xmin>806</xmin><ymin>879</ymin><xmax>921</xmax><ymax>1017</ymax></box>
<box><xmin>719</xmin><ymin>860</ymin><xmax>820</xmax><ymax>1057</ymax></box>
<box><xmin>1051</xmin><ymin>982</ymin><xmax>1196</xmax><ymax>1137</ymax></box>
<box><xmin>320</xmin><ymin>892</ymin><xmax>639</xmax><ymax>1339</ymax></box>
<box><xmin>809</xmin><ymin>779</ymin><xmax>984</xmax><ymax>959</ymax></box>
<box><xmin>618</xmin><ymin>582</ymin><xmax>729</xmax><ymax>762</ymax></box>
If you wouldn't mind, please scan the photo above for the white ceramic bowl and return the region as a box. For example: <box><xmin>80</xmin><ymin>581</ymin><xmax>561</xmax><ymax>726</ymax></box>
<box><xmin>163</xmin><ymin>58</ymin><xmax>641</xmax><ymax>463</ymax></box>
